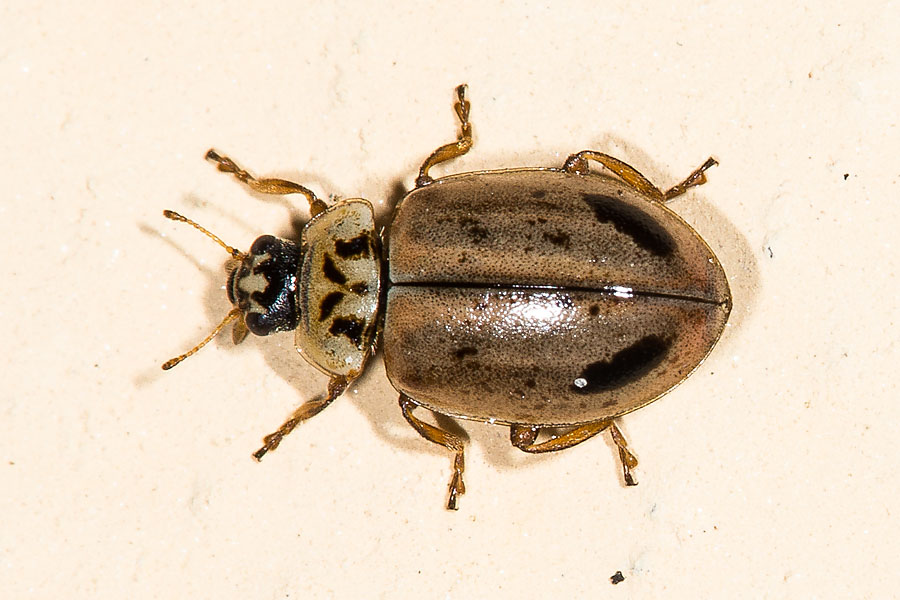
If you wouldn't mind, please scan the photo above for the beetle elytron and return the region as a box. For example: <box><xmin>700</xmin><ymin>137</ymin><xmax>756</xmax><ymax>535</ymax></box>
<box><xmin>163</xmin><ymin>85</ymin><xmax>731</xmax><ymax>509</ymax></box>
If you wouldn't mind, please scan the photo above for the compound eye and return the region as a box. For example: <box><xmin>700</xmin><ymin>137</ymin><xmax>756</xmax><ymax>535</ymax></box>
<box><xmin>244</xmin><ymin>312</ymin><xmax>278</xmax><ymax>336</ymax></box>
<box><xmin>249</xmin><ymin>234</ymin><xmax>279</xmax><ymax>255</ymax></box>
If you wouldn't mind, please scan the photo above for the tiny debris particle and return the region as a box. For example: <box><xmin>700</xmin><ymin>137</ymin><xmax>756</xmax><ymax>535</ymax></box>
<box><xmin>843</xmin><ymin>173</ymin><xmax>849</xmax><ymax>180</ymax></box>
<box><xmin>610</xmin><ymin>571</ymin><xmax>625</xmax><ymax>585</ymax></box>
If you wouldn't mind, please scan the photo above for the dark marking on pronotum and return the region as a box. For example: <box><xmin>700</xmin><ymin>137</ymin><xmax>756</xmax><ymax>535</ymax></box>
<box><xmin>322</xmin><ymin>254</ymin><xmax>347</xmax><ymax>284</ymax></box>
<box><xmin>582</xmin><ymin>193</ymin><xmax>675</xmax><ymax>257</ymax></box>
<box><xmin>334</xmin><ymin>234</ymin><xmax>371</xmax><ymax>259</ymax></box>
<box><xmin>329</xmin><ymin>316</ymin><xmax>365</xmax><ymax>347</ymax></box>
<box><xmin>454</xmin><ymin>347</ymin><xmax>478</xmax><ymax>359</ymax></box>
<box><xmin>571</xmin><ymin>334</ymin><xmax>672</xmax><ymax>394</ymax></box>
<box><xmin>318</xmin><ymin>291</ymin><xmax>344</xmax><ymax>321</ymax></box>
<box><xmin>349</xmin><ymin>282</ymin><xmax>369</xmax><ymax>295</ymax></box>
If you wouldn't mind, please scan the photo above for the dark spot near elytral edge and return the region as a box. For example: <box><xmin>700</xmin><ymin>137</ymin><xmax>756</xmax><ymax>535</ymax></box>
<box><xmin>322</xmin><ymin>254</ymin><xmax>347</xmax><ymax>284</ymax></box>
<box><xmin>525</xmin><ymin>378</ymin><xmax>536</xmax><ymax>389</ymax></box>
<box><xmin>571</xmin><ymin>334</ymin><xmax>672</xmax><ymax>394</ymax></box>
<box><xmin>318</xmin><ymin>291</ymin><xmax>344</xmax><ymax>321</ymax></box>
<box><xmin>531</xmin><ymin>190</ymin><xmax>547</xmax><ymax>199</ymax></box>
<box><xmin>543</xmin><ymin>230</ymin><xmax>570</xmax><ymax>249</ymax></box>
<box><xmin>334</xmin><ymin>234</ymin><xmax>371</xmax><ymax>259</ymax></box>
<box><xmin>459</xmin><ymin>217</ymin><xmax>489</xmax><ymax>244</ymax></box>
<box><xmin>454</xmin><ymin>347</ymin><xmax>478</xmax><ymax>359</ymax></box>
<box><xmin>589</xmin><ymin>304</ymin><xmax>600</xmax><ymax>316</ymax></box>
<box><xmin>329</xmin><ymin>316</ymin><xmax>365</xmax><ymax>347</ymax></box>
<box><xmin>582</xmin><ymin>193</ymin><xmax>675</xmax><ymax>257</ymax></box>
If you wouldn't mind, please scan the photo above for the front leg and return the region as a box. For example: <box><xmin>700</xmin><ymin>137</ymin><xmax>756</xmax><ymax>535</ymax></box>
<box><xmin>206</xmin><ymin>149</ymin><xmax>329</xmax><ymax>216</ymax></box>
<box><xmin>253</xmin><ymin>376</ymin><xmax>350</xmax><ymax>460</ymax></box>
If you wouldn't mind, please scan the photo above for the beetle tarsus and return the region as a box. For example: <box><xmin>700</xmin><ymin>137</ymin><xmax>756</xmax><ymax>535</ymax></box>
<box><xmin>663</xmin><ymin>157</ymin><xmax>718</xmax><ymax>201</ymax></box>
<box><xmin>446</xmin><ymin>451</ymin><xmax>466</xmax><ymax>510</ymax></box>
<box><xmin>416</xmin><ymin>84</ymin><xmax>474</xmax><ymax>188</ymax></box>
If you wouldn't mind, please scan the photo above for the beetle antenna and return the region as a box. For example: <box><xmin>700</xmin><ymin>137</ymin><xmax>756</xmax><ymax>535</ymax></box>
<box><xmin>162</xmin><ymin>307</ymin><xmax>244</xmax><ymax>370</ymax></box>
<box><xmin>163</xmin><ymin>210</ymin><xmax>245</xmax><ymax>259</ymax></box>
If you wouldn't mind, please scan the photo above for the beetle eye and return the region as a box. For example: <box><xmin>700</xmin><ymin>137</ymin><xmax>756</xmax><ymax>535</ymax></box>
<box><xmin>245</xmin><ymin>311</ymin><xmax>280</xmax><ymax>336</ymax></box>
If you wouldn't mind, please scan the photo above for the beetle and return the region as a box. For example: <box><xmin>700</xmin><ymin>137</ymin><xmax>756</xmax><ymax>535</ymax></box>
<box><xmin>162</xmin><ymin>85</ymin><xmax>731</xmax><ymax>510</ymax></box>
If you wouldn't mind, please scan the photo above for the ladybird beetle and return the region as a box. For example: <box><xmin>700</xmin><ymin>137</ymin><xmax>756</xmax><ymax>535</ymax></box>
<box><xmin>163</xmin><ymin>85</ymin><xmax>731</xmax><ymax>510</ymax></box>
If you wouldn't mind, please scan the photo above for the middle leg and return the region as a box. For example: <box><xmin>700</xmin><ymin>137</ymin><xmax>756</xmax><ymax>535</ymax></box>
<box><xmin>415</xmin><ymin>84</ymin><xmax>474</xmax><ymax>187</ymax></box>
<box><xmin>400</xmin><ymin>394</ymin><xmax>467</xmax><ymax>510</ymax></box>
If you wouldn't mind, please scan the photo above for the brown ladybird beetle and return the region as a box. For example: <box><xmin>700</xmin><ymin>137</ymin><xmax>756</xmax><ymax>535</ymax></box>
<box><xmin>163</xmin><ymin>85</ymin><xmax>731</xmax><ymax>510</ymax></box>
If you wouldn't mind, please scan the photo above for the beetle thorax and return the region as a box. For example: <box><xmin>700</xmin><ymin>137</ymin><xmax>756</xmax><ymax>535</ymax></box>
<box><xmin>295</xmin><ymin>200</ymin><xmax>382</xmax><ymax>378</ymax></box>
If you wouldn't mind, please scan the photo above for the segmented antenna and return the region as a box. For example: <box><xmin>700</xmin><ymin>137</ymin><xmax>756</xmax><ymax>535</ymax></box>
<box><xmin>161</xmin><ymin>210</ymin><xmax>247</xmax><ymax>369</ymax></box>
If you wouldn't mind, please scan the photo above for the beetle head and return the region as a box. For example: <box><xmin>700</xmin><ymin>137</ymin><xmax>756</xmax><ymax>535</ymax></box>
<box><xmin>161</xmin><ymin>210</ymin><xmax>302</xmax><ymax>370</ymax></box>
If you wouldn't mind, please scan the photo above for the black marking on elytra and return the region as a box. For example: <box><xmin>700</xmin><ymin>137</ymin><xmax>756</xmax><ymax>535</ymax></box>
<box><xmin>454</xmin><ymin>346</ymin><xmax>478</xmax><ymax>359</ymax></box>
<box><xmin>318</xmin><ymin>291</ymin><xmax>344</xmax><ymax>322</ymax></box>
<box><xmin>589</xmin><ymin>304</ymin><xmax>600</xmax><ymax>316</ymax></box>
<box><xmin>582</xmin><ymin>193</ymin><xmax>675</xmax><ymax>257</ymax></box>
<box><xmin>571</xmin><ymin>334</ymin><xmax>672</xmax><ymax>394</ymax></box>
<box><xmin>334</xmin><ymin>234</ymin><xmax>371</xmax><ymax>259</ymax></box>
<box><xmin>543</xmin><ymin>230</ymin><xmax>571</xmax><ymax>249</ymax></box>
<box><xmin>531</xmin><ymin>190</ymin><xmax>547</xmax><ymax>199</ymax></box>
<box><xmin>348</xmin><ymin>282</ymin><xmax>369</xmax><ymax>295</ymax></box>
<box><xmin>322</xmin><ymin>253</ymin><xmax>347</xmax><ymax>284</ymax></box>
<box><xmin>329</xmin><ymin>316</ymin><xmax>365</xmax><ymax>347</ymax></box>
<box><xmin>459</xmin><ymin>216</ymin><xmax>489</xmax><ymax>244</ymax></box>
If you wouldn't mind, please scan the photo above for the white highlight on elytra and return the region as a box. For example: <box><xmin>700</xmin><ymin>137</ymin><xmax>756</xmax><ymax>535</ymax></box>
<box><xmin>610</xmin><ymin>285</ymin><xmax>634</xmax><ymax>298</ymax></box>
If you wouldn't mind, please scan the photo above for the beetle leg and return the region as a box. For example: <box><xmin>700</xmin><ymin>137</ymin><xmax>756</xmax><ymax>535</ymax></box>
<box><xmin>510</xmin><ymin>420</ymin><xmax>639</xmax><ymax>486</ymax></box>
<box><xmin>399</xmin><ymin>395</ymin><xmax>467</xmax><ymax>510</ymax></box>
<box><xmin>252</xmin><ymin>376</ymin><xmax>349</xmax><ymax>461</ymax></box>
<box><xmin>662</xmin><ymin>157</ymin><xmax>718</xmax><ymax>201</ymax></box>
<box><xmin>562</xmin><ymin>151</ymin><xmax>665</xmax><ymax>202</ymax></box>
<box><xmin>562</xmin><ymin>151</ymin><xmax>717</xmax><ymax>204</ymax></box>
<box><xmin>415</xmin><ymin>84</ymin><xmax>474</xmax><ymax>187</ymax></box>
<box><xmin>205</xmin><ymin>149</ymin><xmax>329</xmax><ymax>217</ymax></box>
<box><xmin>608</xmin><ymin>422</ymin><xmax>639</xmax><ymax>486</ymax></box>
